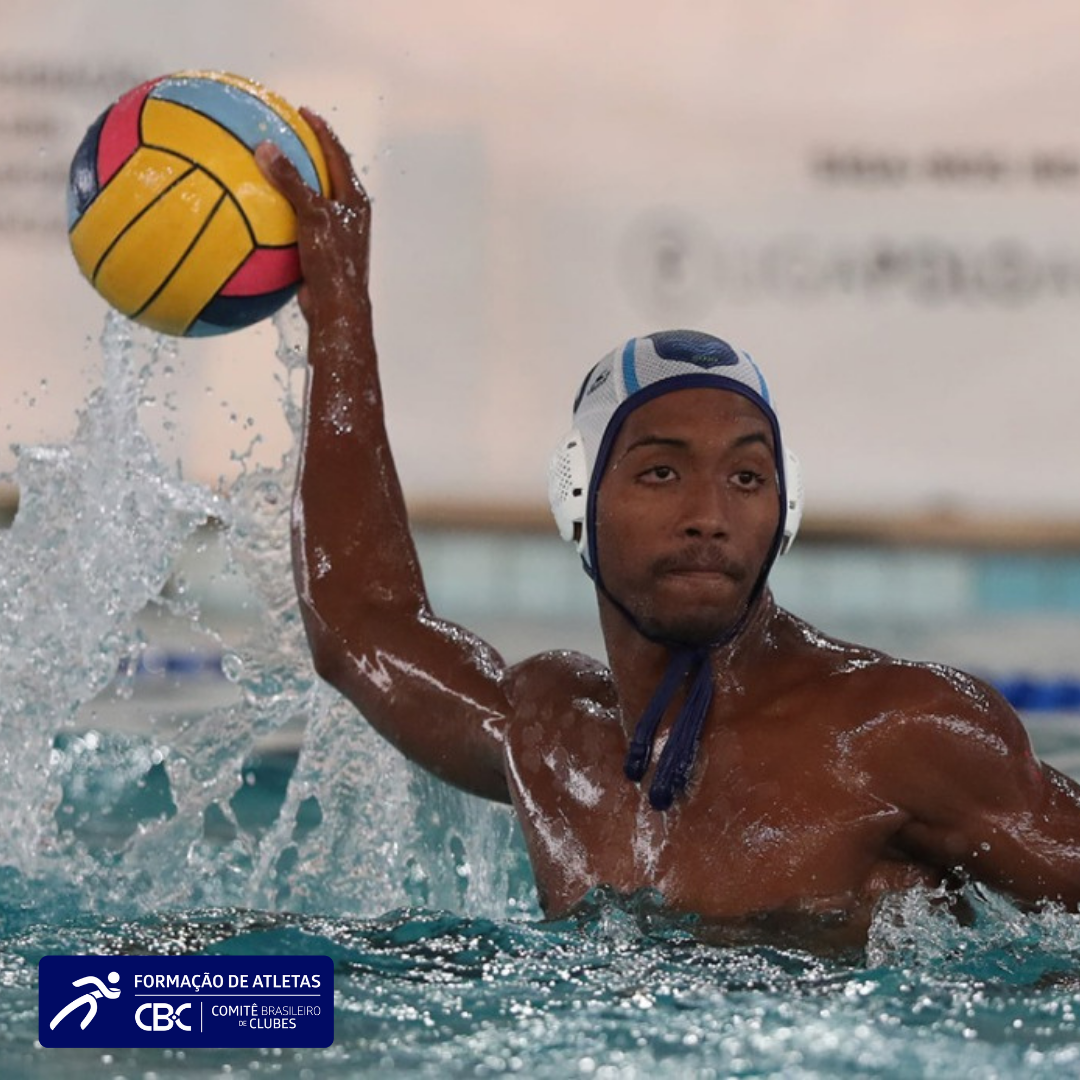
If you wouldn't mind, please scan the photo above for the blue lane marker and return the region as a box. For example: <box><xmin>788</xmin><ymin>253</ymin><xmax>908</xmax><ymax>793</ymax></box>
<box><xmin>991</xmin><ymin>675</ymin><xmax>1080</xmax><ymax>712</ymax></box>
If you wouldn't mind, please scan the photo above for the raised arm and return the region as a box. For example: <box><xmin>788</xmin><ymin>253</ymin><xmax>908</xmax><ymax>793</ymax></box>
<box><xmin>256</xmin><ymin>113</ymin><xmax>511</xmax><ymax>801</ymax></box>
<box><xmin>872</xmin><ymin>670</ymin><xmax>1080</xmax><ymax>908</ymax></box>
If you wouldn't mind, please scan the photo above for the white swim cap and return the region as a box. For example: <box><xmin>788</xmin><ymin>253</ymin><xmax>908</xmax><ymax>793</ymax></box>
<box><xmin>549</xmin><ymin>330</ymin><xmax>803</xmax><ymax>573</ymax></box>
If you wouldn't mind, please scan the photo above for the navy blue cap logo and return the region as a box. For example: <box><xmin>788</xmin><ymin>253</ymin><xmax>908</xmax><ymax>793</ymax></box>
<box><xmin>647</xmin><ymin>330</ymin><xmax>740</xmax><ymax>369</ymax></box>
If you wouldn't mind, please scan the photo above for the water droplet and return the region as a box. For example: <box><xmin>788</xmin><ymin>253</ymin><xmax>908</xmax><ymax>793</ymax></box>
<box><xmin>221</xmin><ymin>652</ymin><xmax>244</xmax><ymax>682</ymax></box>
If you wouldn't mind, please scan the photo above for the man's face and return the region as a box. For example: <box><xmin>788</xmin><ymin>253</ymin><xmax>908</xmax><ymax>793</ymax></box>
<box><xmin>593</xmin><ymin>387</ymin><xmax>781</xmax><ymax>645</ymax></box>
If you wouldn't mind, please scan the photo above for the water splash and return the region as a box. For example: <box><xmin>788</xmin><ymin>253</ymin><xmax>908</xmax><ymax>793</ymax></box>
<box><xmin>868</xmin><ymin>879</ymin><xmax>1080</xmax><ymax>984</ymax></box>
<box><xmin>0</xmin><ymin>314</ymin><xmax>214</xmax><ymax>873</ymax></box>
<box><xmin>0</xmin><ymin>308</ymin><xmax>524</xmax><ymax>922</ymax></box>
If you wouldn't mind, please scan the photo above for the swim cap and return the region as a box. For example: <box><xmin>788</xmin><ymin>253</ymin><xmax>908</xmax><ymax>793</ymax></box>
<box><xmin>549</xmin><ymin>330</ymin><xmax>802</xmax><ymax>572</ymax></box>
<box><xmin>547</xmin><ymin>329</ymin><xmax>804</xmax><ymax>811</ymax></box>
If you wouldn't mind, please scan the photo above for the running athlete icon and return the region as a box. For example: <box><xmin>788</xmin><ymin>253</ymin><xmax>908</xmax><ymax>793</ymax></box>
<box><xmin>49</xmin><ymin>971</ymin><xmax>121</xmax><ymax>1030</ymax></box>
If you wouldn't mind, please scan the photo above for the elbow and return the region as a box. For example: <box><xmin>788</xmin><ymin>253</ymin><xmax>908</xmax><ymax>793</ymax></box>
<box><xmin>297</xmin><ymin>597</ymin><xmax>394</xmax><ymax>696</ymax></box>
<box><xmin>297</xmin><ymin>600</ymin><xmax>351</xmax><ymax>688</ymax></box>
<box><xmin>308</xmin><ymin>636</ymin><xmax>345</xmax><ymax>686</ymax></box>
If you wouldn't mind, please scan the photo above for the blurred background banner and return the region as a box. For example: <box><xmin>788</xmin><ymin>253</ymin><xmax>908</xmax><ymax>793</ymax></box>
<box><xmin>2</xmin><ymin>0</ymin><xmax>1080</xmax><ymax>526</ymax></box>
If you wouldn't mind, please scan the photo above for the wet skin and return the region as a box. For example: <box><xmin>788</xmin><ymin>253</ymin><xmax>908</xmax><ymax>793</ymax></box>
<box><xmin>258</xmin><ymin>117</ymin><xmax>1080</xmax><ymax>954</ymax></box>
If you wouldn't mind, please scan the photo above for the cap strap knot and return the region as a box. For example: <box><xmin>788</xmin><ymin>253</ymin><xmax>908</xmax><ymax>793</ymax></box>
<box><xmin>623</xmin><ymin>646</ymin><xmax>714</xmax><ymax>810</ymax></box>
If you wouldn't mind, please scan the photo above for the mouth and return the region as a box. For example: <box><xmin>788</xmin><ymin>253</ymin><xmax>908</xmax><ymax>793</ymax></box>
<box><xmin>665</xmin><ymin>567</ymin><xmax>733</xmax><ymax>580</ymax></box>
<box><xmin>653</xmin><ymin>550</ymin><xmax>747</xmax><ymax>583</ymax></box>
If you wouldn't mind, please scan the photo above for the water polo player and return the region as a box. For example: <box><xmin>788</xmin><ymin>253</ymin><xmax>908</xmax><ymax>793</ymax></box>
<box><xmin>257</xmin><ymin>114</ymin><xmax>1080</xmax><ymax>952</ymax></box>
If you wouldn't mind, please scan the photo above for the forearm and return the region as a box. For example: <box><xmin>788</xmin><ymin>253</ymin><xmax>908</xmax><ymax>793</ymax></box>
<box><xmin>293</xmin><ymin>299</ymin><xmax>427</xmax><ymax>640</ymax></box>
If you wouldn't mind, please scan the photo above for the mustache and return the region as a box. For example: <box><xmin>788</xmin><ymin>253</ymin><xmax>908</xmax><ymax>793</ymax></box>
<box><xmin>651</xmin><ymin>545</ymin><xmax>749</xmax><ymax>581</ymax></box>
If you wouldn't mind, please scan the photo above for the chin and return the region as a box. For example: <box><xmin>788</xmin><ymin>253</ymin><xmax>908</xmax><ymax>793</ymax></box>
<box><xmin>637</xmin><ymin>608</ymin><xmax>743</xmax><ymax>648</ymax></box>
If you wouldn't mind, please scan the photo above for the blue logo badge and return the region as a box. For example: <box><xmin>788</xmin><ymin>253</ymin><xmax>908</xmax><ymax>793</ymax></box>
<box><xmin>39</xmin><ymin>955</ymin><xmax>334</xmax><ymax>1048</ymax></box>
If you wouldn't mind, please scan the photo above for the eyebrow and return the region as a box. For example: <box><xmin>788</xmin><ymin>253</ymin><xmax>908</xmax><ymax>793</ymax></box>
<box><xmin>623</xmin><ymin>431</ymin><xmax>773</xmax><ymax>455</ymax></box>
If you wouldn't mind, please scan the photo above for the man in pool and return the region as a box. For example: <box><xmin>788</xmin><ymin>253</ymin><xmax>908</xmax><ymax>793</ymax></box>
<box><xmin>257</xmin><ymin>116</ymin><xmax>1080</xmax><ymax>952</ymax></box>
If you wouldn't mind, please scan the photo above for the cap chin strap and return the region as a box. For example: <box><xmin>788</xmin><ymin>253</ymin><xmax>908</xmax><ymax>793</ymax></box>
<box><xmin>622</xmin><ymin>645</ymin><xmax>714</xmax><ymax>810</ymax></box>
<box><xmin>597</xmin><ymin>566</ymin><xmax>768</xmax><ymax>811</ymax></box>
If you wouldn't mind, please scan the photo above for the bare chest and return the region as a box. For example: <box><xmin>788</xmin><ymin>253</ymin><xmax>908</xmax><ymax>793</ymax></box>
<box><xmin>505</xmin><ymin>711</ymin><xmax>913</xmax><ymax>923</ymax></box>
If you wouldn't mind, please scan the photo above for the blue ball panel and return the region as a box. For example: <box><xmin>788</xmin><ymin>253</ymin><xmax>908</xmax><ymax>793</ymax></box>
<box><xmin>67</xmin><ymin>108</ymin><xmax>107</xmax><ymax>228</ymax></box>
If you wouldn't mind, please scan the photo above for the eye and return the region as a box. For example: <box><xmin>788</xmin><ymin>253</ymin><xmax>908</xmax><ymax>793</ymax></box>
<box><xmin>733</xmin><ymin>469</ymin><xmax>767</xmax><ymax>490</ymax></box>
<box><xmin>639</xmin><ymin>464</ymin><xmax>678</xmax><ymax>484</ymax></box>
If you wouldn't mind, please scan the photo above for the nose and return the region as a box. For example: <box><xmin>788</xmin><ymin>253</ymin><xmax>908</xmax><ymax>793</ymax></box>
<box><xmin>678</xmin><ymin>476</ymin><xmax>729</xmax><ymax>539</ymax></box>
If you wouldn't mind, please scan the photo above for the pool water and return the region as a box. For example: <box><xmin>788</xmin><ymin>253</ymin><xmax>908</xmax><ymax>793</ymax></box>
<box><xmin>4</xmin><ymin>314</ymin><xmax>1080</xmax><ymax>1078</ymax></box>
<box><xmin>3</xmin><ymin>864</ymin><xmax>1080</xmax><ymax>1078</ymax></box>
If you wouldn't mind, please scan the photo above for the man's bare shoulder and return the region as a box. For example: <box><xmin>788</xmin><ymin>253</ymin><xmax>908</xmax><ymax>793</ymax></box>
<box><xmin>776</xmin><ymin>607</ymin><xmax>1028</xmax><ymax>749</ymax></box>
<box><xmin>499</xmin><ymin>651</ymin><xmax>625</xmax><ymax>806</ymax></box>
<box><xmin>848</xmin><ymin>658</ymin><xmax>1034</xmax><ymax>769</ymax></box>
<box><xmin>798</xmin><ymin>616</ymin><xmax>1033</xmax><ymax>765</ymax></box>
<box><xmin>781</xmin><ymin>608</ymin><xmax>997</xmax><ymax>701</ymax></box>
<box><xmin>500</xmin><ymin>651</ymin><xmax>621</xmax><ymax>747</ymax></box>
<box><xmin>504</xmin><ymin>650</ymin><xmax>617</xmax><ymax>713</ymax></box>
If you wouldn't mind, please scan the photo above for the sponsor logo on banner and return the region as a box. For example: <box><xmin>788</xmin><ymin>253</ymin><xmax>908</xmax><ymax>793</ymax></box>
<box><xmin>39</xmin><ymin>955</ymin><xmax>333</xmax><ymax>1048</ymax></box>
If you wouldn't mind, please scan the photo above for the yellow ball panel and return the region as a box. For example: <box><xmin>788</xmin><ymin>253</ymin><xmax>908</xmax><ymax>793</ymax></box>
<box><xmin>93</xmin><ymin>169</ymin><xmax>224</xmax><ymax>316</ymax></box>
<box><xmin>69</xmin><ymin>148</ymin><xmax>192</xmax><ymax>280</ymax></box>
<box><xmin>175</xmin><ymin>70</ymin><xmax>331</xmax><ymax>198</ymax></box>
<box><xmin>137</xmin><ymin>196</ymin><xmax>253</xmax><ymax>336</ymax></box>
<box><xmin>141</xmin><ymin>97</ymin><xmax>298</xmax><ymax>246</ymax></box>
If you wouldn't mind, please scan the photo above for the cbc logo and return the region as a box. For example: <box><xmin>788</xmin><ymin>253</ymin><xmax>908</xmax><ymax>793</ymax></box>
<box><xmin>136</xmin><ymin>1002</ymin><xmax>192</xmax><ymax>1032</ymax></box>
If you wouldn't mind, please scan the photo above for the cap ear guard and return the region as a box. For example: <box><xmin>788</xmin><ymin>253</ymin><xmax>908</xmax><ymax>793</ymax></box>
<box><xmin>548</xmin><ymin>428</ymin><xmax>588</xmax><ymax>551</ymax></box>
<box><xmin>779</xmin><ymin>448</ymin><xmax>803</xmax><ymax>556</ymax></box>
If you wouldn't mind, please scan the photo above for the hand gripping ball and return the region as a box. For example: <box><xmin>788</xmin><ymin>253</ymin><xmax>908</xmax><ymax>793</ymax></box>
<box><xmin>67</xmin><ymin>71</ymin><xmax>329</xmax><ymax>337</ymax></box>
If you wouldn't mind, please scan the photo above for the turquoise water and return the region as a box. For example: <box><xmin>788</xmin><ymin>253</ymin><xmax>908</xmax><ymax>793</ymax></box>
<box><xmin>4</xmin><ymin>314</ymin><xmax>1080</xmax><ymax>1078</ymax></box>
<box><xmin>4</xmin><ymin>868</ymin><xmax>1080</xmax><ymax>1077</ymax></box>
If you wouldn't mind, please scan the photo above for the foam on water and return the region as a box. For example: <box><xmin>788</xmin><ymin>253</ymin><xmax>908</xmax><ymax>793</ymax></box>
<box><xmin>3</xmin><ymin>887</ymin><xmax>1080</xmax><ymax>1078</ymax></box>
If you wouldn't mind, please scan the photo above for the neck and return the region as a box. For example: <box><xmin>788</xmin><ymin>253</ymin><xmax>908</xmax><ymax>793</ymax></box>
<box><xmin>599</xmin><ymin>588</ymin><xmax>779</xmax><ymax>737</ymax></box>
